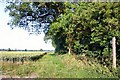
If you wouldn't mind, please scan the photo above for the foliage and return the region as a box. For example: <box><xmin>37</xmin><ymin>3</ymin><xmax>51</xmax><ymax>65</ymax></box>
<box><xmin>45</xmin><ymin>2</ymin><xmax>120</xmax><ymax>57</ymax></box>
<box><xmin>5</xmin><ymin>2</ymin><xmax>65</xmax><ymax>34</ymax></box>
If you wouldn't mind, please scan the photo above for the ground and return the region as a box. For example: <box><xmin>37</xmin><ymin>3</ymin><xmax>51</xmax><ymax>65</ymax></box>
<box><xmin>0</xmin><ymin>51</ymin><xmax>119</xmax><ymax>78</ymax></box>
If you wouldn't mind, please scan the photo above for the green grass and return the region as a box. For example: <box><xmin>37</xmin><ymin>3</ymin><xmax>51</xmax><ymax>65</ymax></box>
<box><xmin>1</xmin><ymin>52</ymin><xmax>119</xmax><ymax>78</ymax></box>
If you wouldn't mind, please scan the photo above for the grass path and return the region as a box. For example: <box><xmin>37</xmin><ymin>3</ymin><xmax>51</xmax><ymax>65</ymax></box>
<box><xmin>1</xmin><ymin>53</ymin><xmax>117</xmax><ymax>78</ymax></box>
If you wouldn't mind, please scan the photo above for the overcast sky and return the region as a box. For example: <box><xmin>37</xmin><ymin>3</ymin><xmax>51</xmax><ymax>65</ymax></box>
<box><xmin>0</xmin><ymin>2</ymin><xmax>55</xmax><ymax>50</ymax></box>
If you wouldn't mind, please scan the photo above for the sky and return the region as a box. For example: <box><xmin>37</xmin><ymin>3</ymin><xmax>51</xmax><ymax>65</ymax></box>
<box><xmin>0</xmin><ymin>2</ymin><xmax>55</xmax><ymax>50</ymax></box>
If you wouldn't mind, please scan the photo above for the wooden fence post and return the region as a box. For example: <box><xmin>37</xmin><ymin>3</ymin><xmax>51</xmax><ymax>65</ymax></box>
<box><xmin>112</xmin><ymin>37</ymin><xmax>116</xmax><ymax>69</ymax></box>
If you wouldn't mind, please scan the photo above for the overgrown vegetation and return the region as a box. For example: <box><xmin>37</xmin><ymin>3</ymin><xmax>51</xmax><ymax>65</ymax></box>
<box><xmin>3</xmin><ymin>1</ymin><xmax>120</xmax><ymax>78</ymax></box>
<box><xmin>1</xmin><ymin>52</ymin><xmax>119</xmax><ymax>78</ymax></box>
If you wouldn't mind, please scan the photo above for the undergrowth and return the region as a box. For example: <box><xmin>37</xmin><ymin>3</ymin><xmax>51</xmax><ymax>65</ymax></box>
<box><xmin>1</xmin><ymin>53</ymin><xmax>120</xmax><ymax>78</ymax></box>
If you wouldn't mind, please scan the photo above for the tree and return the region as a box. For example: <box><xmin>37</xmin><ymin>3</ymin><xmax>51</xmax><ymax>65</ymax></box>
<box><xmin>5</xmin><ymin>1</ymin><xmax>120</xmax><ymax>64</ymax></box>
<box><xmin>46</xmin><ymin>3</ymin><xmax>93</xmax><ymax>55</ymax></box>
<box><xmin>25</xmin><ymin>49</ymin><xmax>27</xmax><ymax>51</ymax></box>
<box><xmin>40</xmin><ymin>49</ymin><xmax>43</xmax><ymax>51</ymax></box>
<box><xmin>8</xmin><ymin>48</ymin><xmax>11</xmax><ymax>51</ymax></box>
<box><xmin>5</xmin><ymin>2</ymin><xmax>65</xmax><ymax>34</ymax></box>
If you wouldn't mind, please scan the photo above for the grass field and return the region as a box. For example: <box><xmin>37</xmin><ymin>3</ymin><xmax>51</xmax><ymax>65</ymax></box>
<box><xmin>0</xmin><ymin>51</ymin><xmax>119</xmax><ymax>78</ymax></box>
<box><xmin>0</xmin><ymin>51</ymin><xmax>44</xmax><ymax>58</ymax></box>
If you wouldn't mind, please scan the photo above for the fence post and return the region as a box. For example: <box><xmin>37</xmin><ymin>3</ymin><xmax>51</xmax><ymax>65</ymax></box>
<box><xmin>112</xmin><ymin>37</ymin><xmax>116</xmax><ymax>69</ymax></box>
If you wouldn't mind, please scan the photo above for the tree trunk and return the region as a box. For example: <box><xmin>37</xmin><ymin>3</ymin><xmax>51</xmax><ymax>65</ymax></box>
<box><xmin>68</xmin><ymin>47</ymin><xmax>71</xmax><ymax>55</ymax></box>
<box><xmin>112</xmin><ymin>37</ymin><xmax>116</xmax><ymax>69</ymax></box>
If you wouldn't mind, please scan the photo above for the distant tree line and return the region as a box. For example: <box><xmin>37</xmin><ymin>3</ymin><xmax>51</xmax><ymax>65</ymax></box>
<box><xmin>0</xmin><ymin>48</ymin><xmax>54</xmax><ymax>52</ymax></box>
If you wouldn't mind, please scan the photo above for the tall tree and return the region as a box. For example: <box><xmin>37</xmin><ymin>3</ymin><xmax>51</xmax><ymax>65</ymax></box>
<box><xmin>5</xmin><ymin>2</ymin><xmax>65</xmax><ymax>34</ymax></box>
<box><xmin>46</xmin><ymin>2</ymin><xmax>120</xmax><ymax>58</ymax></box>
<box><xmin>5</xmin><ymin>2</ymin><xmax>120</xmax><ymax>62</ymax></box>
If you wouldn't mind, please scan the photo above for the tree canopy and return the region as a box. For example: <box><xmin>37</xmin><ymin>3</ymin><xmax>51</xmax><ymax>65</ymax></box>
<box><xmin>45</xmin><ymin>2</ymin><xmax>120</xmax><ymax>56</ymax></box>
<box><xmin>5</xmin><ymin>2</ymin><xmax>65</xmax><ymax>34</ymax></box>
<box><xmin>5</xmin><ymin>2</ymin><xmax>120</xmax><ymax>57</ymax></box>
